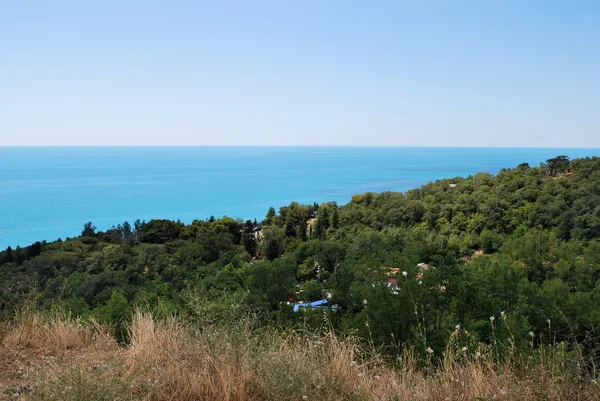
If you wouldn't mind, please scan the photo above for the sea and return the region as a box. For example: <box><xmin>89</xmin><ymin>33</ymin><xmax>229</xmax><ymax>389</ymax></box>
<box><xmin>1</xmin><ymin>146</ymin><xmax>598</xmax><ymax>249</ymax></box>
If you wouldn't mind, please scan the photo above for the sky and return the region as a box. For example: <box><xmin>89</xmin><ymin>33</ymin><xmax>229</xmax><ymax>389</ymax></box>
<box><xmin>1</xmin><ymin>1</ymin><xmax>599</xmax><ymax>147</ymax></box>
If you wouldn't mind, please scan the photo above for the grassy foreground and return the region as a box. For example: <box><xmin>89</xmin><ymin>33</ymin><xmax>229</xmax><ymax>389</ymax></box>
<box><xmin>1</xmin><ymin>309</ymin><xmax>598</xmax><ymax>401</ymax></box>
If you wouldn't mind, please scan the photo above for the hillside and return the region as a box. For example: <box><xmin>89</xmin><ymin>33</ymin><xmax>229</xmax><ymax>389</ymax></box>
<box><xmin>1</xmin><ymin>155</ymin><xmax>600</xmax><ymax>399</ymax></box>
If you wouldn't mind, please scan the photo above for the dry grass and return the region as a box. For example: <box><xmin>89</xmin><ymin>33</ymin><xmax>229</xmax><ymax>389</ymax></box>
<box><xmin>126</xmin><ymin>310</ymin><xmax>254</xmax><ymax>401</ymax></box>
<box><xmin>1</xmin><ymin>312</ymin><xmax>116</xmax><ymax>354</ymax></box>
<box><xmin>0</xmin><ymin>312</ymin><xmax>119</xmax><ymax>400</ymax></box>
<box><xmin>0</xmin><ymin>310</ymin><xmax>598</xmax><ymax>401</ymax></box>
<box><xmin>2</xmin><ymin>313</ymin><xmax>89</xmax><ymax>352</ymax></box>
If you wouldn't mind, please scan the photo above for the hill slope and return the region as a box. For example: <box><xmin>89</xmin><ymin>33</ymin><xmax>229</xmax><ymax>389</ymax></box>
<box><xmin>1</xmin><ymin>156</ymin><xmax>600</xmax><ymax>350</ymax></box>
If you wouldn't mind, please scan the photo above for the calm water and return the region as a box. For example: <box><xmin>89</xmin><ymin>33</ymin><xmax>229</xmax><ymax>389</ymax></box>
<box><xmin>1</xmin><ymin>147</ymin><xmax>598</xmax><ymax>249</ymax></box>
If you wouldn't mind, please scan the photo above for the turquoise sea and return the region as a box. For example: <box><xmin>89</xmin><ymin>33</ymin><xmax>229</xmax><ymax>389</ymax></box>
<box><xmin>1</xmin><ymin>147</ymin><xmax>598</xmax><ymax>249</ymax></box>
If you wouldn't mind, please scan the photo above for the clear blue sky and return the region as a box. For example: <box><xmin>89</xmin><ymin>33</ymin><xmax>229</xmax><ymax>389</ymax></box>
<box><xmin>1</xmin><ymin>1</ymin><xmax>599</xmax><ymax>147</ymax></box>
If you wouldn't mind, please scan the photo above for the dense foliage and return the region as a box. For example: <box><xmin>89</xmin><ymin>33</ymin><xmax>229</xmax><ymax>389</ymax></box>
<box><xmin>2</xmin><ymin>156</ymin><xmax>600</xmax><ymax>355</ymax></box>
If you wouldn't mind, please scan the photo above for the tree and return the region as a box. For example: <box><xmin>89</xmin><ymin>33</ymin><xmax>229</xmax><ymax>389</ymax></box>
<box><xmin>242</xmin><ymin>220</ymin><xmax>258</xmax><ymax>256</ymax></box>
<box><xmin>311</xmin><ymin>218</ymin><xmax>325</xmax><ymax>240</ymax></box>
<box><xmin>297</xmin><ymin>218</ymin><xmax>308</xmax><ymax>241</ymax></box>
<box><xmin>1</xmin><ymin>246</ymin><xmax>13</xmax><ymax>265</ymax></box>
<box><xmin>122</xmin><ymin>221</ymin><xmax>132</xmax><ymax>242</ymax></box>
<box><xmin>301</xmin><ymin>280</ymin><xmax>324</xmax><ymax>302</ymax></box>
<box><xmin>259</xmin><ymin>226</ymin><xmax>286</xmax><ymax>260</ymax></box>
<box><xmin>266</xmin><ymin>207</ymin><xmax>276</xmax><ymax>224</ymax></box>
<box><xmin>82</xmin><ymin>222</ymin><xmax>97</xmax><ymax>237</ymax></box>
<box><xmin>138</xmin><ymin>219</ymin><xmax>183</xmax><ymax>244</ymax></box>
<box><xmin>285</xmin><ymin>219</ymin><xmax>296</xmax><ymax>238</ymax></box>
<box><xmin>319</xmin><ymin>207</ymin><xmax>330</xmax><ymax>230</ymax></box>
<box><xmin>331</xmin><ymin>208</ymin><xmax>340</xmax><ymax>230</ymax></box>
<box><xmin>246</xmin><ymin>259</ymin><xmax>296</xmax><ymax>309</ymax></box>
<box><xmin>546</xmin><ymin>155</ymin><xmax>570</xmax><ymax>176</ymax></box>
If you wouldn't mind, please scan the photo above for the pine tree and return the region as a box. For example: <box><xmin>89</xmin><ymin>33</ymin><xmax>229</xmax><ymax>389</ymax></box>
<box><xmin>331</xmin><ymin>208</ymin><xmax>340</xmax><ymax>230</ymax></box>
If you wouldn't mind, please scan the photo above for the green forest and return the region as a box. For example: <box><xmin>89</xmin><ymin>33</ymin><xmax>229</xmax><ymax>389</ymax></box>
<box><xmin>2</xmin><ymin>155</ymin><xmax>600</xmax><ymax>356</ymax></box>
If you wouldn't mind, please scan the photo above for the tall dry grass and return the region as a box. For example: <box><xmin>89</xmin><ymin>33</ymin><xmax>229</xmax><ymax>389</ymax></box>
<box><xmin>126</xmin><ymin>309</ymin><xmax>255</xmax><ymax>401</ymax></box>
<box><xmin>0</xmin><ymin>309</ymin><xmax>598</xmax><ymax>401</ymax></box>
<box><xmin>1</xmin><ymin>312</ymin><xmax>116</xmax><ymax>353</ymax></box>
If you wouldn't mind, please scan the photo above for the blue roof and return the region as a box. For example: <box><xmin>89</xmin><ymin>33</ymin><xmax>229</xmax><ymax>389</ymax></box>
<box><xmin>293</xmin><ymin>299</ymin><xmax>340</xmax><ymax>312</ymax></box>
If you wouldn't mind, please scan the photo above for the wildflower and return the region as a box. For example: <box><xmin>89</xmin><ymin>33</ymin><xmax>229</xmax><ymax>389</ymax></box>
<box><xmin>417</xmin><ymin>272</ymin><xmax>423</xmax><ymax>280</ymax></box>
<box><xmin>461</xmin><ymin>346</ymin><xmax>468</xmax><ymax>352</ymax></box>
<box><xmin>529</xmin><ymin>331</ymin><xmax>534</xmax><ymax>337</ymax></box>
<box><xmin>440</xmin><ymin>285</ymin><xmax>446</xmax><ymax>293</ymax></box>
<box><xmin>402</xmin><ymin>271</ymin><xmax>408</xmax><ymax>278</ymax></box>
<box><xmin>426</xmin><ymin>347</ymin><xmax>434</xmax><ymax>355</ymax></box>
<box><xmin>455</xmin><ymin>324</ymin><xmax>461</xmax><ymax>331</ymax></box>
<box><xmin>363</xmin><ymin>299</ymin><xmax>368</xmax><ymax>305</ymax></box>
<box><xmin>489</xmin><ymin>315</ymin><xmax>495</xmax><ymax>322</ymax></box>
<box><xmin>418</xmin><ymin>281</ymin><xmax>422</xmax><ymax>285</ymax></box>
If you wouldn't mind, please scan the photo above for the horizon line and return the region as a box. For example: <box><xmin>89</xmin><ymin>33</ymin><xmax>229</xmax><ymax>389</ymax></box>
<box><xmin>2</xmin><ymin>144</ymin><xmax>600</xmax><ymax>150</ymax></box>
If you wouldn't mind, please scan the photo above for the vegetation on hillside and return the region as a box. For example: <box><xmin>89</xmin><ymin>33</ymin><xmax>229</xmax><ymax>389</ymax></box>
<box><xmin>1</xmin><ymin>155</ymin><xmax>600</xmax><ymax>399</ymax></box>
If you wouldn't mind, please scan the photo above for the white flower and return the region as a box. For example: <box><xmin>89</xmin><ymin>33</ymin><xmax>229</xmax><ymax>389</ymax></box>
<box><xmin>418</xmin><ymin>280</ymin><xmax>422</xmax><ymax>285</ymax></box>
<box><xmin>426</xmin><ymin>347</ymin><xmax>434</xmax><ymax>355</ymax></box>
<box><xmin>461</xmin><ymin>346</ymin><xmax>468</xmax><ymax>352</ymax></box>
<box><xmin>489</xmin><ymin>315</ymin><xmax>495</xmax><ymax>322</ymax></box>
<box><xmin>529</xmin><ymin>331</ymin><xmax>534</xmax><ymax>337</ymax></box>
<box><xmin>455</xmin><ymin>324</ymin><xmax>461</xmax><ymax>330</ymax></box>
<box><xmin>402</xmin><ymin>271</ymin><xmax>408</xmax><ymax>278</ymax></box>
<box><xmin>440</xmin><ymin>285</ymin><xmax>447</xmax><ymax>293</ymax></box>
<box><xmin>363</xmin><ymin>299</ymin><xmax>368</xmax><ymax>305</ymax></box>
